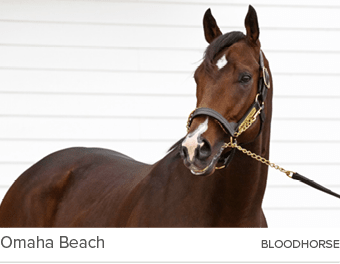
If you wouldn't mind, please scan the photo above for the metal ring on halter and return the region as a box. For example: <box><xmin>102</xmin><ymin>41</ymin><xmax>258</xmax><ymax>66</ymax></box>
<box><xmin>262</xmin><ymin>67</ymin><xmax>270</xmax><ymax>89</ymax></box>
<box><xmin>255</xmin><ymin>93</ymin><xmax>260</xmax><ymax>103</ymax></box>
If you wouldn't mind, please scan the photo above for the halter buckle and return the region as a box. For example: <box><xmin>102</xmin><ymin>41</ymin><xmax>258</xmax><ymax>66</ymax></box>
<box><xmin>234</xmin><ymin>94</ymin><xmax>262</xmax><ymax>138</ymax></box>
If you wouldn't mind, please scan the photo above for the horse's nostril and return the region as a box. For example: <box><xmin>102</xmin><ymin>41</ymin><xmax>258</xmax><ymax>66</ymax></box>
<box><xmin>181</xmin><ymin>137</ymin><xmax>211</xmax><ymax>162</ymax></box>
<box><xmin>180</xmin><ymin>145</ymin><xmax>189</xmax><ymax>160</ymax></box>
<box><xmin>198</xmin><ymin>139</ymin><xmax>212</xmax><ymax>160</ymax></box>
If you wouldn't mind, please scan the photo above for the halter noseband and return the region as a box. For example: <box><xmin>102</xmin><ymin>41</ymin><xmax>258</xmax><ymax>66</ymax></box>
<box><xmin>186</xmin><ymin>50</ymin><xmax>270</xmax><ymax>168</ymax></box>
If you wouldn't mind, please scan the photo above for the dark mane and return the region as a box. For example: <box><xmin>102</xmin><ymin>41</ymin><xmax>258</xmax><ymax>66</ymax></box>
<box><xmin>168</xmin><ymin>137</ymin><xmax>185</xmax><ymax>153</ymax></box>
<box><xmin>203</xmin><ymin>31</ymin><xmax>245</xmax><ymax>73</ymax></box>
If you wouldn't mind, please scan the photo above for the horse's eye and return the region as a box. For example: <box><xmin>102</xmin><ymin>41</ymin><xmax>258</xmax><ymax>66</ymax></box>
<box><xmin>240</xmin><ymin>74</ymin><xmax>252</xmax><ymax>83</ymax></box>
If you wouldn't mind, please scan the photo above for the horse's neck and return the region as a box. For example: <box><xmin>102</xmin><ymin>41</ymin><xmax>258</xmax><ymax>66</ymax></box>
<box><xmin>155</xmin><ymin>132</ymin><xmax>269</xmax><ymax>214</ymax></box>
<box><xmin>144</xmin><ymin>96</ymin><xmax>272</xmax><ymax>226</ymax></box>
<box><xmin>214</xmin><ymin>106</ymin><xmax>272</xmax><ymax>214</ymax></box>
<box><xmin>222</xmin><ymin>134</ymin><xmax>269</xmax><ymax>202</ymax></box>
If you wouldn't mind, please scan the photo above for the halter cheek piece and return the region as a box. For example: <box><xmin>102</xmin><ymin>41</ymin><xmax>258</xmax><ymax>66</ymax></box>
<box><xmin>186</xmin><ymin>50</ymin><xmax>270</xmax><ymax>168</ymax></box>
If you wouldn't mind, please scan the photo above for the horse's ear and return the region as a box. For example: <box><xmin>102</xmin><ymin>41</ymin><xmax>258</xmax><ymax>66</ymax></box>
<box><xmin>203</xmin><ymin>8</ymin><xmax>222</xmax><ymax>43</ymax></box>
<box><xmin>245</xmin><ymin>5</ymin><xmax>259</xmax><ymax>44</ymax></box>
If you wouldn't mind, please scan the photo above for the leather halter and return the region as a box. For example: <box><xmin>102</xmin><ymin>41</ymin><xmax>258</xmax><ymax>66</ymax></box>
<box><xmin>186</xmin><ymin>50</ymin><xmax>270</xmax><ymax>168</ymax></box>
<box><xmin>185</xmin><ymin>51</ymin><xmax>340</xmax><ymax>200</ymax></box>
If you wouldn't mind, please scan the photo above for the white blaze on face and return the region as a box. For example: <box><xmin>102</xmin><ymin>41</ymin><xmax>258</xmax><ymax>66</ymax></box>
<box><xmin>216</xmin><ymin>54</ymin><xmax>228</xmax><ymax>70</ymax></box>
<box><xmin>182</xmin><ymin>117</ymin><xmax>209</xmax><ymax>162</ymax></box>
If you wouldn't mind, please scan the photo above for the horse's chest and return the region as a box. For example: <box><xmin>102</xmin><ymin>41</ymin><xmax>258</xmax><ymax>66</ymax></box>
<box><xmin>125</xmin><ymin>192</ymin><xmax>217</xmax><ymax>227</ymax></box>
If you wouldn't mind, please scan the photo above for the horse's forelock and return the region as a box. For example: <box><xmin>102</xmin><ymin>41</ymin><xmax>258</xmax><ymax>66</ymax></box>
<box><xmin>203</xmin><ymin>31</ymin><xmax>245</xmax><ymax>74</ymax></box>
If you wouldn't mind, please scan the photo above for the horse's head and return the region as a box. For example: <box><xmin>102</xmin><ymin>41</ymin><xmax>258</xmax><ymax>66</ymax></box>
<box><xmin>180</xmin><ymin>5</ymin><xmax>271</xmax><ymax>176</ymax></box>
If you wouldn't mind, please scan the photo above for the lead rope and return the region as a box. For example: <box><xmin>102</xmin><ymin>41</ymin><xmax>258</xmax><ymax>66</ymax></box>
<box><xmin>223</xmin><ymin>137</ymin><xmax>340</xmax><ymax>199</ymax></box>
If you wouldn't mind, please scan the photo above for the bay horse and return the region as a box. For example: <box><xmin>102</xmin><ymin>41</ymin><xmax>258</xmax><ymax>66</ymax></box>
<box><xmin>0</xmin><ymin>5</ymin><xmax>272</xmax><ymax>227</ymax></box>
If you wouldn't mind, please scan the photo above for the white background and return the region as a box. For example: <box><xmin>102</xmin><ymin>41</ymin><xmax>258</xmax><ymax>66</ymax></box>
<box><xmin>0</xmin><ymin>0</ymin><xmax>339</xmax><ymax>227</ymax></box>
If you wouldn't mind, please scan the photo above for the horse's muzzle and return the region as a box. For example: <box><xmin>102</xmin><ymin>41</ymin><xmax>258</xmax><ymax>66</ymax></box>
<box><xmin>180</xmin><ymin>138</ymin><xmax>223</xmax><ymax>176</ymax></box>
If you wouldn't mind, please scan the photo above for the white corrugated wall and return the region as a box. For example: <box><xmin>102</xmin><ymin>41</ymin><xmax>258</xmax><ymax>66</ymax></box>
<box><xmin>0</xmin><ymin>0</ymin><xmax>339</xmax><ymax>227</ymax></box>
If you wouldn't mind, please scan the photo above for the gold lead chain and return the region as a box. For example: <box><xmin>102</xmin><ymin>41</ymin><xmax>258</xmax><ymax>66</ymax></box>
<box><xmin>223</xmin><ymin>138</ymin><xmax>294</xmax><ymax>178</ymax></box>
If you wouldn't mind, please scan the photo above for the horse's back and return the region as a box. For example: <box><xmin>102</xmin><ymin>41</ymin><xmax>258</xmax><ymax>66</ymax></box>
<box><xmin>0</xmin><ymin>147</ymin><xmax>152</xmax><ymax>227</ymax></box>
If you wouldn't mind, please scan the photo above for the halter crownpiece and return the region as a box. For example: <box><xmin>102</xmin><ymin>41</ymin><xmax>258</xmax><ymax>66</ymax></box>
<box><xmin>185</xmin><ymin>50</ymin><xmax>340</xmax><ymax>200</ymax></box>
